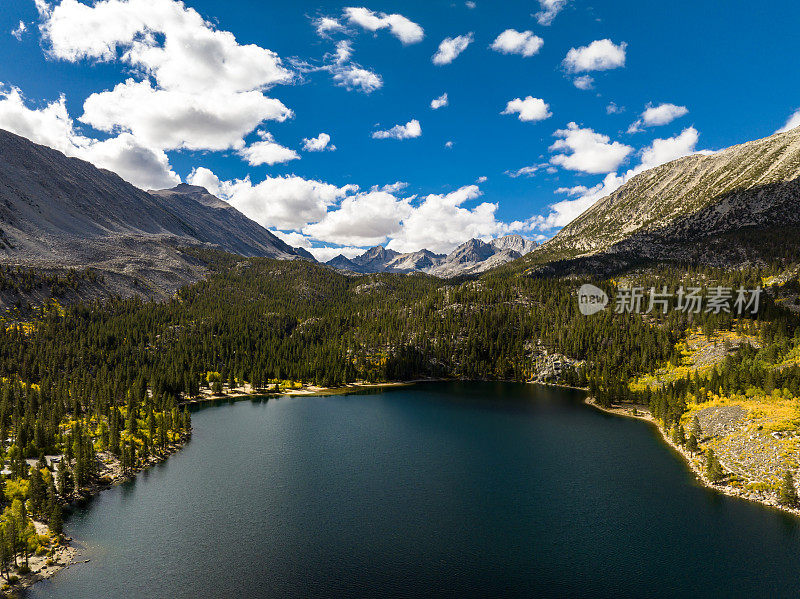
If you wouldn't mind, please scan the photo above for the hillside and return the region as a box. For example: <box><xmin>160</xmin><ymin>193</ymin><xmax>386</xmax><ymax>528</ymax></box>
<box><xmin>0</xmin><ymin>129</ymin><xmax>308</xmax><ymax>303</ymax></box>
<box><xmin>513</xmin><ymin>126</ymin><xmax>800</xmax><ymax>275</ymax></box>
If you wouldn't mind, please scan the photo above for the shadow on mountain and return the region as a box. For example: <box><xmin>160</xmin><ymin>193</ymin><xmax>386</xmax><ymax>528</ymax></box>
<box><xmin>523</xmin><ymin>176</ymin><xmax>800</xmax><ymax>278</ymax></box>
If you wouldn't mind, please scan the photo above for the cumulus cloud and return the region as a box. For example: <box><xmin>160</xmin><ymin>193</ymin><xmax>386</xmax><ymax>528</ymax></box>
<box><xmin>549</xmin><ymin>122</ymin><xmax>633</xmax><ymax>174</ymax></box>
<box><xmin>37</xmin><ymin>0</ymin><xmax>293</xmax><ymax>152</ymax></box>
<box><xmin>491</xmin><ymin>29</ymin><xmax>543</xmax><ymax>57</ymax></box>
<box><xmin>372</xmin><ymin>119</ymin><xmax>421</xmax><ymax>140</ymax></box>
<box><xmin>445</xmin><ymin>140</ymin><xmax>454</xmax><ymax>148</ymax></box>
<box><xmin>563</xmin><ymin>39</ymin><xmax>627</xmax><ymax>73</ymax></box>
<box><xmin>332</xmin><ymin>65</ymin><xmax>383</xmax><ymax>93</ymax></box>
<box><xmin>535</xmin><ymin>0</ymin><xmax>568</xmax><ymax>26</ymax></box>
<box><xmin>11</xmin><ymin>21</ymin><xmax>27</xmax><ymax>40</ymax></box>
<box><xmin>386</xmin><ymin>185</ymin><xmax>513</xmax><ymax>254</ymax></box>
<box><xmin>776</xmin><ymin>108</ymin><xmax>800</xmax><ymax>133</ymax></box>
<box><xmin>303</xmin><ymin>190</ymin><xmax>413</xmax><ymax>246</ymax></box>
<box><xmin>431</xmin><ymin>93</ymin><xmax>449</xmax><ymax>110</ymax></box>
<box><xmin>628</xmin><ymin>102</ymin><xmax>688</xmax><ymax>133</ymax></box>
<box><xmin>501</xmin><ymin>96</ymin><xmax>552</xmax><ymax>122</ymax></box>
<box><xmin>606</xmin><ymin>102</ymin><xmax>625</xmax><ymax>114</ymax></box>
<box><xmin>187</xmin><ymin>167</ymin><xmax>358</xmax><ymax>231</ymax></box>
<box><xmin>432</xmin><ymin>33</ymin><xmax>473</xmax><ymax>65</ymax></box>
<box><xmin>534</xmin><ymin>127</ymin><xmax>701</xmax><ymax>229</ymax></box>
<box><xmin>572</xmin><ymin>75</ymin><xmax>593</xmax><ymax>90</ymax></box>
<box><xmin>80</xmin><ymin>79</ymin><xmax>292</xmax><ymax>152</ymax></box>
<box><xmin>238</xmin><ymin>132</ymin><xmax>299</xmax><ymax>166</ymax></box>
<box><xmin>302</xmin><ymin>133</ymin><xmax>335</xmax><ymax>152</ymax></box>
<box><xmin>465</xmin><ymin>1</ymin><xmax>476</xmax><ymax>8</ymax></box>
<box><xmin>0</xmin><ymin>85</ymin><xmax>179</xmax><ymax>189</ymax></box>
<box><xmin>343</xmin><ymin>7</ymin><xmax>424</xmax><ymax>44</ymax></box>
<box><xmin>308</xmin><ymin>245</ymin><xmax>366</xmax><ymax>261</ymax></box>
<box><xmin>314</xmin><ymin>16</ymin><xmax>345</xmax><ymax>37</ymax></box>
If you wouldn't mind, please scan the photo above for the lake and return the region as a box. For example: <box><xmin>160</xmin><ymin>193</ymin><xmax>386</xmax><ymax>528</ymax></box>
<box><xmin>25</xmin><ymin>382</ymin><xmax>800</xmax><ymax>598</ymax></box>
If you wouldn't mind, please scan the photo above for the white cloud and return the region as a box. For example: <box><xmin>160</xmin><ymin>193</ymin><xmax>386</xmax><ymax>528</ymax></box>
<box><xmin>776</xmin><ymin>108</ymin><xmax>800</xmax><ymax>133</ymax></box>
<box><xmin>39</xmin><ymin>0</ymin><xmax>291</xmax><ymax>91</ymax></box>
<box><xmin>606</xmin><ymin>102</ymin><xmax>624</xmax><ymax>114</ymax></box>
<box><xmin>187</xmin><ymin>167</ymin><xmax>359</xmax><ymax>231</ymax></box>
<box><xmin>501</xmin><ymin>96</ymin><xmax>552</xmax><ymax>122</ymax></box>
<box><xmin>445</xmin><ymin>140</ymin><xmax>454</xmax><ymax>148</ymax></box>
<box><xmin>11</xmin><ymin>21</ymin><xmax>27</xmax><ymax>40</ymax></box>
<box><xmin>572</xmin><ymin>75</ymin><xmax>593</xmax><ymax>90</ymax></box>
<box><xmin>432</xmin><ymin>33</ymin><xmax>473</xmax><ymax>65</ymax></box>
<box><xmin>314</xmin><ymin>16</ymin><xmax>345</xmax><ymax>37</ymax></box>
<box><xmin>535</xmin><ymin>0</ymin><xmax>568</xmax><ymax>26</ymax></box>
<box><xmin>37</xmin><ymin>0</ymin><xmax>293</xmax><ymax>153</ymax></box>
<box><xmin>555</xmin><ymin>185</ymin><xmax>589</xmax><ymax>196</ymax></box>
<box><xmin>628</xmin><ymin>102</ymin><xmax>688</xmax><ymax>132</ymax></box>
<box><xmin>372</xmin><ymin>119</ymin><xmax>421</xmax><ymax>140</ymax></box>
<box><xmin>534</xmin><ymin>127</ymin><xmax>701</xmax><ymax>229</ymax></box>
<box><xmin>476</xmin><ymin>176</ymin><xmax>488</xmax><ymax>183</ymax></box>
<box><xmin>372</xmin><ymin>181</ymin><xmax>408</xmax><ymax>193</ymax></box>
<box><xmin>431</xmin><ymin>93</ymin><xmax>449</xmax><ymax>110</ymax></box>
<box><xmin>549</xmin><ymin>122</ymin><xmax>633</xmax><ymax>174</ymax></box>
<box><xmin>343</xmin><ymin>7</ymin><xmax>424</xmax><ymax>44</ymax></box>
<box><xmin>490</xmin><ymin>30</ymin><xmax>543</xmax><ymax>57</ymax></box>
<box><xmin>386</xmin><ymin>185</ymin><xmax>513</xmax><ymax>254</ymax></box>
<box><xmin>465</xmin><ymin>1</ymin><xmax>477</xmax><ymax>8</ymax></box>
<box><xmin>80</xmin><ymin>79</ymin><xmax>292</xmax><ymax>152</ymax></box>
<box><xmin>309</xmin><ymin>245</ymin><xmax>366</xmax><ymax>261</ymax></box>
<box><xmin>0</xmin><ymin>85</ymin><xmax>179</xmax><ymax>189</ymax></box>
<box><xmin>302</xmin><ymin>132</ymin><xmax>335</xmax><ymax>152</ymax></box>
<box><xmin>238</xmin><ymin>132</ymin><xmax>299</xmax><ymax>166</ymax></box>
<box><xmin>269</xmin><ymin>229</ymin><xmax>313</xmax><ymax>248</ymax></box>
<box><xmin>332</xmin><ymin>65</ymin><xmax>383</xmax><ymax>93</ymax></box>
<box><xmin>303</xmin><ymin>191</ymin><xmax>412</xmax><ymax>246</ymax></box>
<box><xmin>563</xmin><ymin>39</ymin><xmax>627</xmax><ymax>73</ymax></box>
<box><xmin>332</xmin><ymin>40</ymin><xmax>353</xmax><ymax>64</ymax></box>
<box><xmin>506</xmin><ymin>165</ymin><xmax>542</xmax><ymax>178</ymax></box>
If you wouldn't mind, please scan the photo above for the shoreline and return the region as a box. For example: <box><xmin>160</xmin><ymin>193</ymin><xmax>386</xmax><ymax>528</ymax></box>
<box><xmin>583</xmin><ymin>396</ymin><xmax>800</xmax><ymax>518</ymax></box>
<box><xmin>10</xmin><ymin>432</ymin><xmax>191</xmax><ymax>594</ymax></box>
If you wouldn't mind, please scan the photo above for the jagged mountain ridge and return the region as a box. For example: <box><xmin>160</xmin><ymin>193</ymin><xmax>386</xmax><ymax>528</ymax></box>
<box><xmin>325</xmin><ymin>234</ymin><xmax>538</xmax><ymax>276</ymax></box>
<box><xmin>0</xmin><ymin>128</ymin><xmax>310</xmax><ymax>301</ymax></box>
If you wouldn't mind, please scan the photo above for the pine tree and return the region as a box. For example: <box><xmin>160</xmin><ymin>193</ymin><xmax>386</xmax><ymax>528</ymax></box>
<box><xmin>779</xmin><ymin>471</ymin><xmax>799</xmax><ymax>507</ymax></box>
<box><xmin>49</xmin><ymin>502</ymin><xmax>63</xmax><ymax>536</ymax></box>
<box><xmin>706</xmin><ymin>448</ymin><xmax>724</xmax><ymax>483</ymax></box>
<box><xmin>686</xmin><ymin>432</ymin><xmax>698</xmax><ymax>454</ymax></box>
<box><xmin>28</xmin><ymin>466</ymin><xmax>47</xmax><ymax>519</ymax></box>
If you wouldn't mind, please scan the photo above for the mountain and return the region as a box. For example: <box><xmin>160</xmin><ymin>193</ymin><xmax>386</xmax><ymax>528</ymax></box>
<box><xmin>0</xmin><ymin>129</ymin><xmax>310</xmax><ymax>301</ymax></box>
<box><xmin>148</xmin><ymin>184</ymin><xmax>307</xmax><ymax>259</ymax></box>
<box><xmin>325</xmin><ymin>235</ymin><xmax>538</xmax><ymax>277</ymax></box>
<box><xmin>489</xmin><ymin>234</ymin><xmax>538</xmax><ymax>255</ymax></box>
<box><xmin>385</xmin><ymin>249</ymin><xmax>445</xmax><ymax>272</ymax></box>
<box><xmin>520</xmin><ymin>126</ymin><xmax>800</xmax><ymax>274</ymax></box>
<box><xmin>326</xmin><ymin>254</ymin><xmax>361</xmax><ymax>272</ymax></box>
<box><xmin>350</xmin><ymin>245</ymin><xmax>400</xmax><ymax>273</ymax></box>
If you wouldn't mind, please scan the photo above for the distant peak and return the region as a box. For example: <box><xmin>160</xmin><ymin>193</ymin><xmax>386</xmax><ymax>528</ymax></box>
<box><xmin>169</xmin><ymin>183</ymin><xmax>209</xmax><ymax>194</ymax></box>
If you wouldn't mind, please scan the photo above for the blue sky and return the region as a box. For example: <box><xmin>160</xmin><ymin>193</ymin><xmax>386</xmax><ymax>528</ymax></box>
<box><xmin>1</xmin><ymin>0</ymin><xmax>799</xmax><ymax>259</ymax></box>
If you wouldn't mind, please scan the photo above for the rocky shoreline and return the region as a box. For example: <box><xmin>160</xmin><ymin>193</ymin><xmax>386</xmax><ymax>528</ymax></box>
<box><xmin>7</xmin><ymin>432</ymin><xmax>191</xmax><ymax>595</ymax></box>
<box><xmin>584</xmin><ymin>397</ymin><xmax>800</xmax><ymax>518</ymax></box>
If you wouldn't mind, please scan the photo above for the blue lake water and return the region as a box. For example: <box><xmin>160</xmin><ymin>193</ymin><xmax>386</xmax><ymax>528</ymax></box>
<box><xmin>25</xmin><ymin>382</ymin><xmax>800</xmax><ymax>598</ymax></box>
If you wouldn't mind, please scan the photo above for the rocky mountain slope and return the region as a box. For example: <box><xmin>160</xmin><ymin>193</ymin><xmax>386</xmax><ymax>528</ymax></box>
<box><xmin>518</xmin><ymin>125</ymin><xmax>800</xmax><ymax>274</ymax></box>
<box><xmin>0</xmin><ymin>129</ymin><xmax>309</xmax><ymax>301</ymax></box>
<box><xmin>325</xmin><ymin>234</ymin><xmax>538</xmax><ymax>277</ymax></box>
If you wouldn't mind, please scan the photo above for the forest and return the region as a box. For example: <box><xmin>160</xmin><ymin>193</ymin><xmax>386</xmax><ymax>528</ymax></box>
<box><xmin>0</xmin><ymin>249</ymin><xmax>798</xmax><ymax>572</ymax></box>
